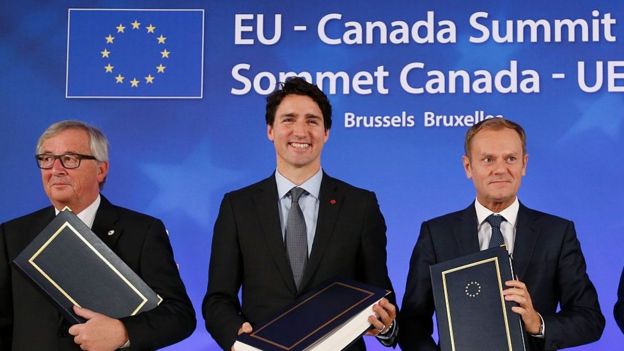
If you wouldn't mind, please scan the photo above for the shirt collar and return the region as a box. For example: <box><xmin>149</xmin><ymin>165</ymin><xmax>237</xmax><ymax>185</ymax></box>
<box><xmin>275</xmin><ymin>169</ymin><xmax>323</xmax><ymax>200</ymax></box>
<box><xmin>54</xmin><ymin>194</ymin><xmax>101</xmax><ymax>229</ymax></box>
<box><xmin>474</xmin><ymin>197</ymin><xmax>519</xmax><ymax>228</ymax></box>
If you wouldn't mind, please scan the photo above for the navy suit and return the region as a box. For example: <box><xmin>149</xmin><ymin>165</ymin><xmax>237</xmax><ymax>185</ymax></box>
<box><xmin>0</xmin><ymin>196</ymin><xmax>195</xmax><ymax>351</ymax></box>
<box><xmin>614</xmin><ymin>268</ymin><xmax>624</xmax><ymax>333</ymax></box>
<box><xmin>399</xmin><ymin>203</ymin><xmax>604</xmax><ymax>351</ymax></box>
<box><xmin>202</xmin><ymin>173</ymin><xmax>396</xmax><ymax>350</ymax></box>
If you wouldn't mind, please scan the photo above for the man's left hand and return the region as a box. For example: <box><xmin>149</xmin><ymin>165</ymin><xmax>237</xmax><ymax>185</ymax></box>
<box><xmin>503</xmin><ymin>280</ymin><xmax>541</xmax><ymax>334</ymax></box>
<box><xmin>366</xmin><ymin>298</ymin><xmax>396</xmax><ymax>336</ymax></box>
<box><xmin>68</xmin><ymin>306</ymin><xmax>129</xmax><ymax>351</ymax></box>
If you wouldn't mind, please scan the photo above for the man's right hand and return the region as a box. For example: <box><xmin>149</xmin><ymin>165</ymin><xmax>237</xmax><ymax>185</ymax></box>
<box><xmin>231</xmin><ymin>322</ymin><xmax>253</xmax><ymax>351</ymax></box>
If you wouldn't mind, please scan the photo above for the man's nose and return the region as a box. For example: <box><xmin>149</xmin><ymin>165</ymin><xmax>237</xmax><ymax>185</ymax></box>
<box><xmin>51</xmin><ymin>158</ymin><xmax>68</xmax><ymax>173</ymax></box>
<box><xmin>492</xmin><ymin>159</ymin><xmax>507</xmax><ymax>173</ymax></box>
<box><xmin>292</xmin><ymin>121</ymin><xmax>307</xmax><ymax>136</ymax></box>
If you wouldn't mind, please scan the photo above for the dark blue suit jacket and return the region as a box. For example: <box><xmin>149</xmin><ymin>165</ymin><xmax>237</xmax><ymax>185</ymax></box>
<box><xmin>614</xmin><ymin>268</ymin><xmax>624</xmax><ymax>333</ymax></box>
<box><xmin>399</xmin><ymin>202</ymin><xmax>604</xmax><ymax>351</ymax></box>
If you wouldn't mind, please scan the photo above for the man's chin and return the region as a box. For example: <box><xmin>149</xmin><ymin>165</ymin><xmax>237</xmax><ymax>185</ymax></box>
<box><xmin>488</xmin><ymin>184</ymin><xmax>515</xmax><ymax>196</ymax></box>
<box><xmin>284</xmin><ymin>156</ymin><xmax>318</xmax><ymax>167</ymax></box>
<box><xmin>49</xmin><ymin>183</ymin><xmax>71</xmax><ymax>191</ymax></box>
<box><xmin>488</xmin><ymin>194</ymin><xmax>516</xmax><ymax>205</ymax></box>
<box><xmin>48</xmin><ymin>192</ymin><xmax>75</xmax><ymax>204</ymax></box>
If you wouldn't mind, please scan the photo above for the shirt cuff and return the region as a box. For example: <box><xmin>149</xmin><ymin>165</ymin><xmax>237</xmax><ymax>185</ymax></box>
<box><xmin>377</xmin><ymin>320</ymin><xmax>397</xmax><ymax>342</ymax></box>
<box><xmin>120</xmin><ymin>339</ymin><xmax>131</xmax><ymax>349</ymax></box>
<box><xmin>530</xmin><ymin>313</ymin><xmax>545</xmax><ymax>338</ymax></box>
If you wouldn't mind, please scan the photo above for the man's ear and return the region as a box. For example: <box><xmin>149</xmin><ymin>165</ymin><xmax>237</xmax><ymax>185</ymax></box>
<box><xmin>521</xmin><ymin>153</ymin><xmax>528</xmax><ymax>176</ymax></box>
<box><xmin>97</xmin><ymin>161</ymin><xmax>109</xmax><ymax>183</ymax></box>
<box><xmin>462</xmin><ymin>155</ymin><xmax>472</xmax><ymax>179</ymax></box>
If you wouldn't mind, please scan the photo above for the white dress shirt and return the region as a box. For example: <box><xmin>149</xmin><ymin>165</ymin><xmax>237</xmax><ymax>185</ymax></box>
<box><xmin>475</xmin><ymin>197</ymin><xmax>519</xmax><ymax>255</ymax></box>
<box><xmin>54</xmin><ymin>194</ymin><xmax>101</xmax><ymax>229</ymax></box>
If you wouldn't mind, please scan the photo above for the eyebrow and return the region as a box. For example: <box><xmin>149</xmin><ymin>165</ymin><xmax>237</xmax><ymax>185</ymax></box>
<box><xmin>478</xmin><ymin>151</ymin><xmax>520</xmax><ymax>157</ymax></box>
<box><xmin>38</xmin><ymin>150</ymin><xmax>84</xmax><ymax>155</ymax></box>
<box><xmin>279</xmin><ymin>113</ymin><xmax>322</xmax><ymax>119</ymax></box>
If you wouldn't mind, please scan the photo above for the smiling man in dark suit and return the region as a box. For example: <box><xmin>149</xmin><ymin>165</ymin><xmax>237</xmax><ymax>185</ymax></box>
<box><xmin>399</xmin><ymin>118</ymin><xmax>604</xmax><ymax>351</ymax></box>
<box><xmin>203</xmin><ymin>77</ymin><xmax>398</xmax><ymax>350</ymax></box>
<box><xmin>0</xmin><ymin>120</ymin><xmax>195</xmax><ymax>350</ymax></box>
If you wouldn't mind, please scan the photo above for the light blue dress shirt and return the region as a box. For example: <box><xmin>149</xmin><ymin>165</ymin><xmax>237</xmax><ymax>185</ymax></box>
<box><xmin>275</xmin><ymin>169</ymin><xmax>323</xmax><ymax>255</ymax></box>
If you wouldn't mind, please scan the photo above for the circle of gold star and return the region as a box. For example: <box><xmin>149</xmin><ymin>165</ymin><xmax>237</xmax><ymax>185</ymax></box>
<box><xmin>465</xmin><ymin>281</ymin><xmax>482</xmax><ymax>298</ymax></box>
<box><xmin>99</xmin><ymin>19</ymin><xmax>172</xmax><ymax>88</ymax></box>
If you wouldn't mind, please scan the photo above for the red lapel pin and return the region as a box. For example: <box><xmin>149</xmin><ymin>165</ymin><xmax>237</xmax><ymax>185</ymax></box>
<box><xmin>329</xmin><ymin>199</ymin><xmax>336</xmax><ymax>205</ymax></box>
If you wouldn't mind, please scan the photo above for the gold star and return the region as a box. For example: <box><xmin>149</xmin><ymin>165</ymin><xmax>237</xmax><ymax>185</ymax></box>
<box><xmin>115</xmin><ymin>74</ymin><xmax>124</xmax><ymax>84</ymax></box>
<box><xmin>145</xmin><ymin>74</ymin><xmax>155</xmax><ymax>84</ymax></box>
<box><xmin>116</xmin><ymin>24</ymin><xmax>126</xmax><ymax>33</ymax></box>
<box><xmin>156</xmin><ymin>34</ymin><xmax>167</xmax><ymax>44</ymax></box>
<box><xmin>131</xmin><ymin>20</ymin><xmax>141</xmax><ymax>29</ymax></box>
<box><xmin>146</xmin><ymin>24</ymin><xmax>156</xmax><ymax>33</ymax></box>
<box><xmin>160</xmin><ymin>49</ymin><xmax>170</xmax><ymax>58</ymax></box>
<box><xmin>130</xmin><ymin>78</ymin><xmax>139</xmax><ymax>87</ymax></box>
<box><xmin>156</xmin><ymin>64</ymin><xmax>166</xmax><ymax>73</ymax></box>
<box><xmin>100</xmin><ymin>49</ymin><xmax>110</xmax><ymax>58</ymax></box>
<box><xmin>104</xmin><ymin>63</ymin><xmax>114</xmax><ymax>73</ymax></box>
<box><xmin>105</xmin><ymin>34</ymin><xmax>115</xmax><ymax>44</ymax></box>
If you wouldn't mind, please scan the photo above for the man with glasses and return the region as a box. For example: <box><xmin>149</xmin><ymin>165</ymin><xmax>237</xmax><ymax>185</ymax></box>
<box><xmin>0</xmin><ymin>120</ymin><xmax>196</xmax><ymax>350</ymax></box>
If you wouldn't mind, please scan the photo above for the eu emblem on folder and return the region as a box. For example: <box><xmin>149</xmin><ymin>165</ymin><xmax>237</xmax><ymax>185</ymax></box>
<box><xmin>430</xmin><ymin>246</ymin><xmax>526</xmax><ymax>351</ymax></box>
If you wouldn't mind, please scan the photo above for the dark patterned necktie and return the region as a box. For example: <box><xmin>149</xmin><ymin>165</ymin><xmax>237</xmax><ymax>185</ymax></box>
<box><xmin>486</xmin><ymin>214</ymin><xmax>506</xmax><ymax>249</ymax></box>
<box><xmin>286</xmin><ymin>187</ymin><xmax>308</xmax><ymax>290</ymax></box>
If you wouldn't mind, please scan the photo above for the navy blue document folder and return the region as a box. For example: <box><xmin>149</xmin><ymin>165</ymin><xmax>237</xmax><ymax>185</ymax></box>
<box><xmin>430</xmin><ymin>246</ymin><xmax>526</xmax><ymax>351</ymax></box>
<box><xmin>13</xmin><ymin>209</ymin><xmax>162</xmax><ymax>324</ymax></box>
<box><xmin>234</xmin><ymin>277</ymin><xmax>389</xmax><ymax>351</ymax></box>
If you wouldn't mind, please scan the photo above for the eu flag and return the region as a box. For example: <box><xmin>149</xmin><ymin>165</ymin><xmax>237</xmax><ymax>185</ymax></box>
<box><xmin>66</xmin><ymin>9</ymin><xmax>204</xmax><ymax>99</ymax></box>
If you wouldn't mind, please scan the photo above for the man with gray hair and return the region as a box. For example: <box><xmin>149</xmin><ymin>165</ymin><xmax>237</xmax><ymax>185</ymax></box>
<box><xmin>0</xmin><ymin>120</ymin><xmax>195</xmax><ymax>350</ymax></box>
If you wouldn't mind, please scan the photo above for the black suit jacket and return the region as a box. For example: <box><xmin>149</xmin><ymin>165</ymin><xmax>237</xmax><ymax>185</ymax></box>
<box><xmin>399</xmin><ymin>202</ymin><xmax>604</xmax><ymax>351</ymax></box>
<box><xmin>0</xmin><ymin>196</ymin><xmax>196</xmax><ymax>351</ymax></box>
<box><xmin>202</xmin><ymin>173</ymin><xmax>396</xmax><ymax>350</ymax></box>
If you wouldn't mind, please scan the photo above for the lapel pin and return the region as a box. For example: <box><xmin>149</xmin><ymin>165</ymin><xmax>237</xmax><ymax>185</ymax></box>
<box><xmin>329</xmin><ymin>199</ymin><xmax>336</xmax><ymax>205</ymax></box>
<box><xmin>107</xmin><ymin>230</ymin><xmax>115</xmax><ymax>236</ymax></box>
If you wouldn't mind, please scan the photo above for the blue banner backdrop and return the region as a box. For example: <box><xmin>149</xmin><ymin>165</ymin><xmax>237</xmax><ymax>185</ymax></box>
<box><xmin>1</xmin><ymin>1</ymin><xmax>623</xmax><ymax>350</ymax></box>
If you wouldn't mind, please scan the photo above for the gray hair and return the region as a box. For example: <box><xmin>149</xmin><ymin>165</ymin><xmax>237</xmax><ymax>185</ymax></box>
<box><xmin>36</xmin><ymin>120</ymin><xmax>109</xmax><ymax>162</ymax></box>
<box><xmin>36</xmin><ymin>120</ymin><xmax>109</xmax><ymax>189</ymax></box>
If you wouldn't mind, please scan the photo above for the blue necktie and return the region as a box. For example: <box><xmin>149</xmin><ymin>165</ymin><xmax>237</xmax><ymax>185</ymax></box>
<box><xmin>486</xmin><ymin>214</ymin><xmax>506</xmax><ymax>249</ymax></box>
<box><xmin>286</xmin><ymin>187</ymin><xmax>308</xmax><ymax>290</ymax></box>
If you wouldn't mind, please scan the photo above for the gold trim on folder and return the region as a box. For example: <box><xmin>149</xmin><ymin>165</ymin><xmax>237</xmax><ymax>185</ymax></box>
<box><xmin>28</xmin><ymin>221</ymin><xmax>149</xmax><ymax>316</ymax></box>
<box><xmin>441</xmin><ymin>257</ymin><xmax>513</xmax><ymax>351</ymax></box>
<box><xmin>249</xmin><ymin>281</ymin><xmax>377</xmax><ymax>350</ymax></box>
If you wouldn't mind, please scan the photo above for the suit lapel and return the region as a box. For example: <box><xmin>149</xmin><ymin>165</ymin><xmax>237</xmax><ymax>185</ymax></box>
<box><xmin>454</xmin><ymin>204</ymin><xmax>480</xmax><ymax>256</ymax></box>
<box><xmin>91</xmin><ymin>196</ymin><xmax>122</xmax><ymax>249</ymax></box>
<box><xmin>19</xmin><ymin>208</ymin><xmax>56</xmax><ymax>250</ymax></box>
<box><xmin>511</xmin><ymin>203</ymin><xmax>540</xmax><ymax>280</ymax></box>
<box><xmin>300</xmin><ymin>174</ymin><xmax>342</xmax><ymax>291</ymax></box>
<box><xmin>252</xmin><ymin>176</ymin><xmax>298</xmax><ymax>294</ymax></box>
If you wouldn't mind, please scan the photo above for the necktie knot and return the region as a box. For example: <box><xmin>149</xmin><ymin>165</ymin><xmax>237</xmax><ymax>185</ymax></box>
<box><xmin>486</xmin><ymin>214</ymin><xmax>506</xmax><ymax>249</ymax></box>
<box><xmin>485</xmin><ymin>214</ymin><xmax>505</xmax><ymax>228</ymax></box>
<box><xmin>289</xmin><ymin>187</ymin><xmax>306</xmax><ymax>203</ymax></box>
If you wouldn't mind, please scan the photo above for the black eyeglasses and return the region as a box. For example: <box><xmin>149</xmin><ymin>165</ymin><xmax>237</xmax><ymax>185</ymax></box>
<box><xmin>35</xmin><ymin>153</ymin><xmax>98</xmax><ymax>169</ymax></box>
